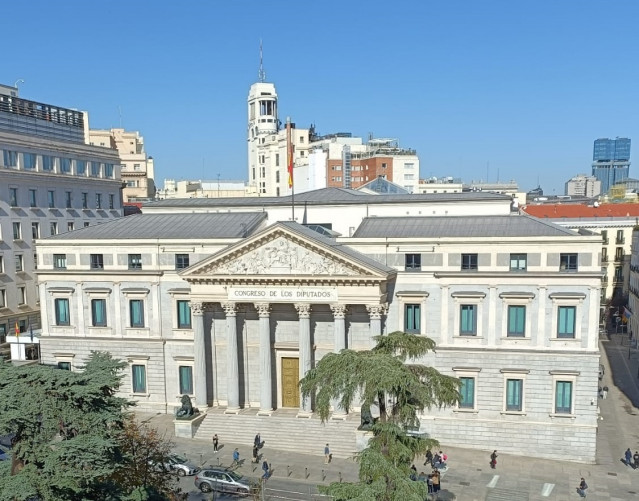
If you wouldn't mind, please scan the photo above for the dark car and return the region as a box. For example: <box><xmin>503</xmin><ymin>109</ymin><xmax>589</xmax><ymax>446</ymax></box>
<box><xmin>194</xmin><ymin>467</ymin><xmax>253</xmax><ymax>495</ymax></box>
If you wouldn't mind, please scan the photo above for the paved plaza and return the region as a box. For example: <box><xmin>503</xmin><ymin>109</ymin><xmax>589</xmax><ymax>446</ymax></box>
<box><xmin>140</xmin><ymin>330</ymin><xmax>639</xmax><ymax>500</ymax></box>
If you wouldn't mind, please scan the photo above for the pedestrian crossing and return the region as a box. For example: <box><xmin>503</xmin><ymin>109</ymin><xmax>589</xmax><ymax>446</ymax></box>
<box><xmin>483</xmin><ymin>476</ymin><xmax>556</xmax><ymax>499</ymax></box>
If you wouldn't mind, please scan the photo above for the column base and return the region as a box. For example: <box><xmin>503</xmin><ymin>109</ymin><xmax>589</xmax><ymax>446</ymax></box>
<box><xmin>257</xmin><ymin>409</ymin><xmax>273</xmax><ymax>416</ymax></box>
<box><xmin>224</xmin><ymin>407</ymin><xmax>241</xmax><ymax>415</ymax></box>
<box><xmin>296</xmin><ymin>410</ymin><xmax>313</xmax><ymax>419</ymax></box>
<box><xmin>331</xmin><ymin>412</ymin><xmax>348</xmax><ymax>421</ymax></box>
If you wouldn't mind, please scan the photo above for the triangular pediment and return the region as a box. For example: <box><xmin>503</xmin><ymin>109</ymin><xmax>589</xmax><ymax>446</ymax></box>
<box><xmin>181</xmin><ymin>222</ymin><xmax>392</xmax><ymax>281</ymax></box>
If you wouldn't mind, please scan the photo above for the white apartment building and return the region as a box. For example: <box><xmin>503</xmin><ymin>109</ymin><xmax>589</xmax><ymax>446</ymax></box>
<box><xmin>565</xmin><ymin>174</ymin><xmax>601</xmax><ymax>198</ymax></box>
<box><xmin>247</xmin><ymin>79</ymin><xmax>419</xmax><ymax>196</ymax></box>
<box><xmin>89</xmin><ymin>128</ymin><xmax>155</xmax><ymax>202</ymax></box>
<box><xmin>36</xmin><ymin>189</ymin><xmax>601</xmax><ymax>462</ymax></box>
<box><xmin>0</xmin><ymin>86</ymin><xmax>122</xmax><ymax>358</ymax></box>
<box><xmin>157</xmin><ymin>179</ymin><xmax>251</xmax><ymax>199</ymax></box>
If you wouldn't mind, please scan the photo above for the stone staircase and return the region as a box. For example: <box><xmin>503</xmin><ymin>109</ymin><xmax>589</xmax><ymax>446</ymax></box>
<box><xmin>194</xmin><ymin>407</ymin><xmax>361</xmax><ymax>459</ymax></box>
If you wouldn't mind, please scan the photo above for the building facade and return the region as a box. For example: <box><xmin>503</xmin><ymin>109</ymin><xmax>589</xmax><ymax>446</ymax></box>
<box><xmin>592</xmin><ymin>137</ymin><xmax>631</xmax><ymax>195</ymax></box>
<box><xmin>0</xmin><ymin>87</ymin><xmax>123</xmax><ymax>356</ymax></box>
<box><xmin>36</xmin><ymin>191</ymin><xmax>601</xmax><ymax>462</ymax></box>
<box><xmin>89</xmin><ymin>128</ymin><xmax>155</xmax><ymax>202</ymax></box>
<box><xmin>565</xmin><ymin>174</ymin><xmax>601</xmax><ymax>198</ymax></box>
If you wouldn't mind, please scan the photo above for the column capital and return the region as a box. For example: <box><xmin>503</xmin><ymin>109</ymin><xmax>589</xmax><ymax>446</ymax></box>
<box><xmin>295</xmin><ymin>303</ymin><xmax>312</xmax><ymax>318</ymax></box>
<box><xmin>255</xmin><ymin>302</ymin><xmax>271</xmax><ymax>317</ymax></box>
<box><xmin>330</xmin><ymin>304</ymin><xmax>347</xmax><ymax>319</ymax></box>
<box><xmin>222</xmin><ymin>302</ymin><xmax>237</xmax><ymax>316</ymax></box>
<box><xmin>190</xmin><ymin>302</ymin><xmax>204</xmax><ymax>316</ymax></box>
<box><xmin>366</xmin><ymin>304</ymin><xmax>386</xmax><ymax>320</ymax></box>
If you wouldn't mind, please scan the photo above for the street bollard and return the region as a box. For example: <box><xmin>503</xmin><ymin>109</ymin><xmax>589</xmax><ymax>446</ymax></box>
<box><xmin>322</xmin><ymin>469</ymin><xmax>326</xmax><ymax>481</ymax></box>
<box><xmin>305</xmin><ymin>467</ymin><xmax>309</xmax><ymax>479</ymax></box>
<box><xmin>217</xmin><ymin>457</ymin><xmax>220</xmax><ymax>466</ymax></box>
<box><xmin>287</xmin><ymin>465</ymin><xmax>291</xmax><ymax>477</ymax></box>
<box><xmin>200</xmin><ymin>454</ymin><xmax>203</xmax><ymax>467</ymax></box>
<box><xmin>339</xmin><ymin>471</ymin><xmax>342</xmax><ymax>483</ymax></box>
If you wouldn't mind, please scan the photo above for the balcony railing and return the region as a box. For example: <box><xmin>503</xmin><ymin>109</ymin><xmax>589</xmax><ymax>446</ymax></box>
<box><xmin>616</xmin><ymin>237</ymin><xmax>626</xmax><ymax>244</ymax></box>
<box><xmin>615</xmin><ymin>255</ymin><xmax>624</xmax><ymax>262</ymax></box>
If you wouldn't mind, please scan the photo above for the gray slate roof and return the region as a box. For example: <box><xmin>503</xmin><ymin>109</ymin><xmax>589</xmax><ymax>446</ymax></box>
<box><xmin>146</xmin><ymin>187</ymin><xmax>510</xmax><ymax>208</ymax></box>
<box><xmin>46</xmin><ymin>212</ymin><xmax>268</xmax><ymax>240</ymax></box>
<box><xmin>352</xmin><ymin>215</ymin><xmax>579</xmax><ymax>238</ymax></box>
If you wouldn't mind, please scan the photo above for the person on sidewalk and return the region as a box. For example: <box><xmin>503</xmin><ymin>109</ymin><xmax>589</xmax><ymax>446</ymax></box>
<box><xmin>261</xmin><ymin>458</ymin><xmax>270</xmax><ymax>479</ymax></box>
<box><xmin>490</xmin><ymin>450</ymin><xmax>498</xmax><ymax>469</ymax></box>
<box><xmin>576</xmin><ymin>477</ymin><xmax>588</xmax><ymax>497</ymax></box>
<box><xmin>252</xmin><ymin>445</ymin><xmax>259</xmax><ymax>463</ymax></box>
<box><xmin>625</xmin><ymin>448</ymin><xmax>632</xmax><ymax>467</ymax></box>
<box><xmin>254</xmin><ymin>433</ymin><xmax>262</xmax><ymax>449</ymax></box>
<box><xmin>324</xmin><ymin>444</ymin><xmax>331</xmax><ymax>464</ymax></box>
<box><xmin>212</xmin><ymin>433</ymin><xmax>219</xmax><ymax>453</ymax></box>
<box><xmin>424</xmin><ymin>449</ymin><xmax>433</xmax><ymax>466</ymax></box>
<box><xmin>634</xmin><ymin>451</ymin><xmax>639</xmax><ymax>469</ymax></box>
<box><xmin>602</xmin><ymin>386</ymin><xmax>608</xmax><ymax>399</ymax></box>
<box><xmin>232</xmin><ymin>448</ymin><xmax>240</xmax><ymax>466</ymax></box>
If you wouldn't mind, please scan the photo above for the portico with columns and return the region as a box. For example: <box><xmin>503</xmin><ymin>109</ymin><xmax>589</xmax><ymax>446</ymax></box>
<box><xmin>180</xmin><ymin>222</ymin><xmax>395</xmax><ymax>416</ymax></box>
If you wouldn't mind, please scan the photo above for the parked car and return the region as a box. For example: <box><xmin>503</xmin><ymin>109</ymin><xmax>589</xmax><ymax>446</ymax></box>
<box><xmin>0</xmin><ymin>445</ymin><xmax>10</xmax><ymax>461</ymax></box>
<box><xmin>194</xmin><ymin>467</ymin><xmax>253</xmax><ymax>495</ymax></box>
<box><xmin>155</xmin><ymin>454</ymin><xmax>199</xmax><ymax>476</ymax></box>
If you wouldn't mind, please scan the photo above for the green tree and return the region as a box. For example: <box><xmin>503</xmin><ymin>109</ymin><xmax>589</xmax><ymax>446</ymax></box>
<box><xmin>299</xmin><ymin>331</ymin><xmax>460</xmax><ymax>501</ymax></box>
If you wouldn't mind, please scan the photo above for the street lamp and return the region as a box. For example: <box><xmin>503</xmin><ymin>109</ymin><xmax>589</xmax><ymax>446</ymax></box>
<box><xmin>14</xmin><ymin>79</ymin><xmax>24</xmax><ymax>89</ymax></box>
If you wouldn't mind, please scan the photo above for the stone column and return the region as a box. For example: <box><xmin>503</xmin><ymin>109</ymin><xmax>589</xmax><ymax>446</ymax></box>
<box><xmin>295</xmin><ymin>303</ymin><xmax>312</xmax><ymax>416</ymax></box>
<box><xmin>367</xmin><ymin>304</ymin><xmax>384</xmax><ymax>339</ymax></box>
<box><xmin>255</xmin><ymin>303</ymin><xmax>273</xmax><ymax>414</ymax></box>
<box><xmin>191</xmin><ymin>302</ymin><xmax>208</xmax><ymax>409</ymax></box>
<box><xmin>331</xmin><ymin>304</ymin><xmax>347</xmax><ymax>419</ymax></box>
<box><xmin>222</xmin><ymin>302</ymin><xmax>240</xmax><ymax>413</ymax></box>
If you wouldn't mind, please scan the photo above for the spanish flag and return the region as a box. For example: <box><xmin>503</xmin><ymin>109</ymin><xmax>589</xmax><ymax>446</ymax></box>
<box><xmin>15</xmin><ymin>321</ymin><xmax>19</xmax><ymax>337</ymax></box>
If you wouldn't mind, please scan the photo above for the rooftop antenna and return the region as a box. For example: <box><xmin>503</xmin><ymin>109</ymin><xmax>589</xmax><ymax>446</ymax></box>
<box><xmin>258</xmin><ymin>39</ymin><xmax>266</xmax><ymax>82</ymax></box>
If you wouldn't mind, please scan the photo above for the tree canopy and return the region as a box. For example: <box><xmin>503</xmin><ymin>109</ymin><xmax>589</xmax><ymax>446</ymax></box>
<box><xmin>0</xmin><ymin>351</ymin><xmax>182</xmax><ymax>501</ymax></box>
<box><xmin>299</xmin><ymin>331</ymin><xmax>460</xmax><ymax>501</ymax></box>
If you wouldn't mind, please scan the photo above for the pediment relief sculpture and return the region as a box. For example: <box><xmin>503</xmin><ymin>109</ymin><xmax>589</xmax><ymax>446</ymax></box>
<box><xmin>206</xmin><ymin>237</ymin><xmax>359</xmax><ymax>276</ymax></box>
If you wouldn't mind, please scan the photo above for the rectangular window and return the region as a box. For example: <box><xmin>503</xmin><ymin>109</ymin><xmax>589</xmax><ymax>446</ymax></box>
<box><xmin>29</xmin><ymin>189</ymin><xmax>37</xmax><ymax>207</ymax></box>
<box><xmin>31</xmin><ymin>222</ymin><xmax>39</xmax><ymax>239</ymax></box>
<box><xmin>42</xmin><ymin>155</ymin><xmax>55</xmax><ymax>171</ymax></box>
<box><xmin>275</xmin><ymin>153</ymin><xmax>279</xmax><ymax>166</ymax></box>
<box><xmin>510</xmin><ymin>253</ymin><xmax>527</xmax><ymax>271</ymax></box>
<box><xmin>404</xmin><ymin>304</ymin><xmax>421</xmax><ymax>333</ymax></box>
<box><xmin>0</xmin><ymin>290</ymin><xmax>5</xmax><ymax>308</ymax></box>
<box><xmin>559</xmin><ymin>253</ymin><xmax>578</xmax><ymax>272</ymax></box>
<box><xmin>60</xmin><ymin>158</ymin><xmax>71</xmax><ymax>173</ymax></box>
<box><xmin>90</xmin><ymin>254</ymin><xmax>104</xmax><ymax>269</ymax></box>
<box><xmin>54</xmin><ymin>298</ymin><xmax>70</xmax><ymax>326</ymax></box>
<box><xmin>461</xmin><ymin>253</ymin><xmax>478</xmax><ymax>270</ymax></box>
<box><xmin>90</xmin><ymin>162</ymin><xmax>100</xmax><ymax>177</ymax></box>
<box><xmin>459</xmin><ymin>377</ymin><xmax>475</xmax><ymax>408</ymax></box>
<box><xmin>506</xmin><ymin>379</ymin><xmax>523</xmax><ymax>411</ymax></box>
<box><xmin>57</xmin><ymin>361</ymin><xmax>71</xmax><ymax>370</ymax></box>
<box><xmin>9</xmin><ymin>187</ymin><xmax>17</xmax><ymax>206</ymax></box>
<box><xmin>0</xmin><ymin>256</ymin><xmax>3</xmax><ymax>273</ymax></box>
<box><xmin>48</xmin><ymin>190</ymin><xmax>55</xmax><ymax>208</ymax></box>
<box><xmin>179</xmin><ymin>366</ymin><xmax>193</xmax><ymax>395</ymax></box>
<box><xmin>460</xmin><ymin>305</ymin><xmax>477</xmax><ymax>335</ymax></box>
<box><xmin>3</xmin><ymin>150</ymin><xmax>17</xmax><ymax>167</ymax></box>
<box><xmin>132</xmin><ymin>365</ymin><xmax>147</xmax><ymax>393</ymax></box>
<box><xmin>18</xmin><ymin>286</ymin><xmax>25</xmax><ymax>304</ymax></box>
<box><xmin>128</xmin><ymin>254</ymin><xmax>142</xmax><ymax>270</ymax></box>
<box><xmin>67</xmin><ymin>222</ymin><xmax>74</xmax><ymax>232</ymax></box>
<box><xmin>54</xmin><ymin>254</ymin><xmax>67</xmax><ymax>269</ymax></box>
<box><xmin>557</xmin><ymin>306</ymin><xmax>576</xmax><ymax>338</ymax></box>
<box><xmin>507</xmin><ymin>305</ymin><xmax>526</xmax><ymax>337</ymax></box>
<box><xmin>13</xmin><ymin>222</ymin><xmax>21</xmax><ymax>240</ymax></box>
<box><xmin>109</xmin><ymin>194</ymin><xmax>115</xmax><ymax>210</ymax></box>
<box><xmin>84</xmin><ymin>222</ymin><xmax>90</xmax><ymax>228</ymax></box>
<box><xmin>96</xmin><ymin>193</ymin><xmax>102</xmax><ymax>209</ymax></box>
<box><xmin>77</xmin><ymin>160</ymin><xmax>86</xmax><ymax>175</ymax></box>
<box><xmin>104</xmin><ymin>164</ymin><xmax>114</xmax><ymax>177</ymax></box>
<box><xmin>175</xmin><ymin>254</ymin><xmax>190</xmax><ymax>269</ymax></box>
<box><xmin>177</xmin><ymin>300</ymin><xmax>191</xmax><ymax>328</ymax></box>
<box><xmin>82</xmin><ymin>192</ymin><xmax>88</xmax><ymax>209</ymax></box>
<box><xmin>405</xmin><ymin>253</ymin><xmax>421</xmax><ymax>271</ymax></box>
<box><xmin>65</xmin><ymin>191</ymin><xmax>72</xmax><ymax>208</ymax></box>
<box><xmin>23</xmin><ymin>153</ymin><xmax>36</xmax><ymax>169</ymax></box>
<box><xmin>129</xmin><ymin>299</ymin><xmax>144</xmax><ymax>327</ymax></box>
<box><xmin>91</xmin><ymin>298</ymin><xmax>107</xmax><ymax>326</ymax></box>
<box><xmin>50</xmin><ymin>222</ymin><xmax>58</xmax><ymax>235</ymax></box>
<box><xmin>555</xmin><ymin>381</ymin><xmax>572</xmax><ymax>413</ymax></box>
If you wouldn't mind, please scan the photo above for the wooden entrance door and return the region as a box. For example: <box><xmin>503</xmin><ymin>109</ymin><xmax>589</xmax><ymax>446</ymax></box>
<box><xmin>281</xmin><ymin>357</ymin><xmax>300</xmax><ymax>408</ymax></box>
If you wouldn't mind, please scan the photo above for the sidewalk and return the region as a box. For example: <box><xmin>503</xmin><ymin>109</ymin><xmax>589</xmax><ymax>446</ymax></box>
<box><xmin>138</xmin><ymin>333</ymin><xmax>639</xmax><ymax>499</ymax></box>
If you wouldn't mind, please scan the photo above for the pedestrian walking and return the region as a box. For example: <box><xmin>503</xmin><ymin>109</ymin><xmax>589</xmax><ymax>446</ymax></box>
<box><xmin>602</xmin><ymin>386</ymin><xmax>608</xmax><ymax>399</ymax></box>
<box><xmin>625</xmin><ymin>448</ymin><xmax>632</xmax><ymax>467</ymax></box>
<box><xmin>576</xmin><ymin>477</ymin><xmax>588</xmax><ymax>497</ymax></box>
<box><xmin>324</xmin><ymin>443</ymin><xmax>331</xmax><ymax>464</ymax></box>
<box><xmin>252</xmin><ymin>445</ymin><xmax>259</xmax><ymax>463</ymax></box>
<box><xmin>212</xmin><ymin>433</ymin><xmax>219</xmax><ymax>453</ymax></box>
<box><xmin>490</xmin><ymin>450</ymin><xmax>498</xmax><ymax>469</ymax></box>
<box><xmin>424</xmin><ymin>449</ymin><xmax>433</xmax><ymax>466</ymax></box>
<box><xmin>232</xmin><ymin>447</ymin><xmax>240</xmax><ymax>466</ymax></box>
<box><xmin>254</xmin><ymin>433</ymin><xmax>262</xmax><ymax>449</ymax></box>
<box><xmin>261</xmin><ymin>458</ymin><xmax>270</xmax><ymax>478</ymax></box>
<box><xmin>634</xmin><ymin>451</ymin><xmax>639</xmax><ymax>469</ymax></box>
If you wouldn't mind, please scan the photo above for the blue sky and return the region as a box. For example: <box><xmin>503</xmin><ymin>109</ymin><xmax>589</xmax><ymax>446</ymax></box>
<box><xmin>3</xmin><ymin>1</ymin><xmax>638</xmax><ymax>194</ymax></box>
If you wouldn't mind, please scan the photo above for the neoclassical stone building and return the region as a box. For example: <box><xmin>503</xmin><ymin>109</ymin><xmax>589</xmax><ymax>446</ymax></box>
<box><xmin>35</xmin><ymin>190</ymin><xmax>602</xmax><ymax>462</ymax></box>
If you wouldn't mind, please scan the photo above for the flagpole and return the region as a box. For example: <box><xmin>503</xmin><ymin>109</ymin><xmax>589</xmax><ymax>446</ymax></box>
<box><xmin>286</xmin><ymin>117</ymin><xmax>295</xmax><ymax>221</ymax></box>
